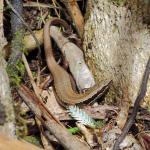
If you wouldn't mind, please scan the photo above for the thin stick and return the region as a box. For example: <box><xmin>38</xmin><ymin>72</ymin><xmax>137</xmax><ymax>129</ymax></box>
<box><xmin>22</xmin><ymin>53</ymin><xmax>41</xmax><ymax>97</ymax></box>
<box><xmin>37</xmin><ymin>0</ymin><xmax>45</xmax><ymax>24</ymax></box>
<box><xmin>5</xmin><ymin>0</ymin><xmax>42</xmax><ymax>59</ymax></box>
<box><xmin>23</xmin><ymin>2</ymin><xmax>59</xmax><ymax>9</ymax></box>
<box><xmin>51</xmin><ymin>0</ymin><xmax>60</xmax><ymax>17</ymax></box>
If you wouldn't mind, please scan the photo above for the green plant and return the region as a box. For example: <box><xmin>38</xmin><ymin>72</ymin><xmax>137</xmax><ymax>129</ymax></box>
<box><xmin>68</xmin><ymin>127</ymin><xmax>80</xmax><ymax>134</ymax></box>
<box><xmin>7</xmin><ymin>59</ymin><xmax>25</xmax><ymax>86</ymax></box>
<box><xmin>68</xmin><ymin>106</ymin><xmax>105</xmax><ymax>128</ymax></box>
<box><xmin>22</xmin><ymin>136</ymin><xmax>42</xmax><ymax>147</ymax></box>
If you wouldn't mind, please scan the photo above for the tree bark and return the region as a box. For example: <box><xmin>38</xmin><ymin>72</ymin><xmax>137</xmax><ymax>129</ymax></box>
<box><xmin>0</xmin><ymin>0</ymin><xmax>16</xmax><ymax>138</ymax></box>
<box><xmin>84</xmin><ymin>0</ymin><xmax>150</xmax><ymax>105</ymax></box>
<box><xmin>83</xmin><ymin>0</ymin><xmax>150</xmax><ymax>126</ymax></box>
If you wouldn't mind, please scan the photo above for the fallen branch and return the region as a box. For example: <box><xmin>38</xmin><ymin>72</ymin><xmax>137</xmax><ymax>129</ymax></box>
<box><xmin>22</xmin><ymin>53</ymin><xmax>54</xmax><ymax>150</ymax></box>
<box><xmin>18</xmin><ymin>85</ymin><xmax>90</xmax><ymax>150</ymax></box>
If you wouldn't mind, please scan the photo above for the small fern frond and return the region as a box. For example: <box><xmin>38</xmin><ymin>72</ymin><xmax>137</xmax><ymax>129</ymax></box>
<box><xmin>68</xmin><ymin>106</ymin><xmax>97</xmax><ymax>128</ymax></box>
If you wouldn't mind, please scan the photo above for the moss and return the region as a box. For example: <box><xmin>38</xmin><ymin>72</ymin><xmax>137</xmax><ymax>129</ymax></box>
<box><xmin>9</xmin><ymin>29</ymin><xmax>27</xmax><ymax>64</ymax></box>
<box><xmin>16</xmin><ymin>123</ymin><xmax>28</xmax><ymax>138</ymax></box>
<box><xmin>7</xmin><ymin>58</ymin><xmax>25</xmax><ymax>86</ymax></box>
<box><xmin>22</xmin><ymin>136</ymin><xmax>42</xmax><ymax>147</ymax></box>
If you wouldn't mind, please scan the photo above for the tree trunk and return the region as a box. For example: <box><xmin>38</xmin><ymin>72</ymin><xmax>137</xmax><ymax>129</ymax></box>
<box><xmin>0</xmin><ymin>0</ymin><xmax>16</xmax><ymax>138</ymax></box>
<box><xmin>83</xmin><ymin>0</ymin><xmax>150</xmax><ymax>127</ymax></box>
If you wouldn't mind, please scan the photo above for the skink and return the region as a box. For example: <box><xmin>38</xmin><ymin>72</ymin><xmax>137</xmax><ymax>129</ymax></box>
<box><xmin>44</xmin><ymin>18</ymin><xmax>112</xmax><ymax>106</ymax></box>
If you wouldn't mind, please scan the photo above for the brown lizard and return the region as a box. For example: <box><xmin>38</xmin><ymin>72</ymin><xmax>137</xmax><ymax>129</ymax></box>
<box><xmin>44</xmin><ymin>18</ymin><xmax>112</xmax><ymax>107</ymax></box>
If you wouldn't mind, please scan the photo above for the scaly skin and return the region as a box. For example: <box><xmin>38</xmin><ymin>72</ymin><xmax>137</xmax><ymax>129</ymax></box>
<box><xmin>44</xmin><ymin>18</ymin><xmax>112</xmax><ymax>106</ymax></box>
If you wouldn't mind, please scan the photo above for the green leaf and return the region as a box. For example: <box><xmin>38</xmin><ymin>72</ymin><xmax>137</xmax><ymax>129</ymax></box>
<box><xmin>68</xmin><ymin>127</ymin><xmax>80</xmax><ymax>134</ymax></box>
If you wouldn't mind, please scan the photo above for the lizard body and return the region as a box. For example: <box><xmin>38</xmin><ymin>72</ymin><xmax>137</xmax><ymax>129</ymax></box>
<box><xmin>44</xmin><ymin>18</ymin><xmax>111</xmax><ymax>106</ymax></box>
